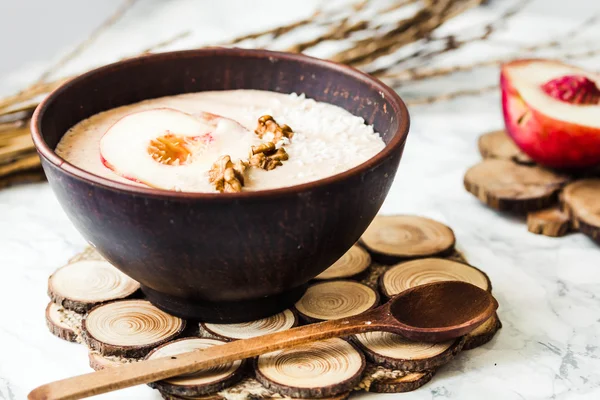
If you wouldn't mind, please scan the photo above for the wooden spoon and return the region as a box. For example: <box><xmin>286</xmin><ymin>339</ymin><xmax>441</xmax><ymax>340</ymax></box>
<box><xmin>28</xmin><ymin>281</ymin><xmax>497</xmax><ymax>400</ymax></box>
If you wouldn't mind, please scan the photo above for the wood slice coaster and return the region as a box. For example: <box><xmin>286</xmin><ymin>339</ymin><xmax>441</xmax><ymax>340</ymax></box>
<box><xmin>352</xmin><ymin>332</ymin><xmax>464</xmax><ymax>372</ymax></box>
<box><xmin>478</xmin><ymin>130</ymin><xmax>533</xmax><ymax>165</ymax></box>
<box><xmin>357</xmin><ymin>365</ymin><xmax>435</xmax><ymax>393</ymax></box>
<box><xmin>294</xmin><ymin>281</ymin><xmax>379</xmax><ymax>323</ymax></box>
<box><xmin>527</xmin><ymin>207</ymin><xmax>571</xmax><ymax>237</ymax></box>
<box><xmin>45</xmin><ymin>302</ymin><xmax>82</xmax><ymax>343</ymax></box>
<box><xmin>379</xmin><ymin>258</ymin><xmax>491</xmax><ymax>299</ymax></box>
<box><xmin>201</xmin><ymin>309</ymin><xmax>297</xmax><ymax>341</ymax></box>
<box><xmin>145</xmin><ymin>338</ymin><xmax>245</xmax><ymax>397</ymax></box>
<box><xmin>255</xmin><ymin>338</ymin><xmax>365</xmax><ymax>398</ymax></box>
<box><xmin>48</xmin><ymin>259</ymin><xmax>141</xmax><ymax>313</ymax></box>
<box><xmin>159</xmin><ymin>391</ymin><xmax>223</xmax><ymax>400</ymax></box>
<box><xmin>361</xmin><ymin>215</ymin><xmax>456</xmax><ymax>263</ymax></box>
<box><xmin>158</xmin><ymin>379</ymin><xmax>350</xmax><ymax>400</ymax></box>
<box><xmin>43</xmin><ymin>225</ymin><xmax>502</xmax><ymax>398</ymax></box>
<box><xmin>314</xmin><ymin>245</ymin><xmax>371</xmax><ymax>281</ymax></box>
<box><xmin>464</xmin><ymin>159</ymin><xmax>570</xmax><ymax>213</ymax></box>
<box><xmin>562</xmin><ymin>179</ymin><xmax>600</xmax><ymax>244</ymax></box>
<box><xmin>88</xmin><ymin>351</ymin><xmax>138</xmax><ymax>371</ymax></box>
<box><xmin>68</xmin><ymin>246</ymin><xmax>106</xmax><ymax>263</ymax></box>
<box><xmin>81</xmin><ymin>299</ymin><xmax>186</xmax><ymax>358</ymax></box>
<box><xmin>467</xmin><ymin>131</ymin><xmax>600</xmax><ymax>241</ymax></box>
<box><xmin>463</xmin><ymin>313</ymin><xmax>502</xmax><ymax>351</ymax></box>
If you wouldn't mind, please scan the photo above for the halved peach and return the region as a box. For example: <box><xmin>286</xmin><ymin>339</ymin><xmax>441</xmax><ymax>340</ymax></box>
<box><xmin>100</xmin><ymin>108</ymin><xmax>254</xmax><ymax>191</ymax></box>
<box><xmin>501</xmin><ymin>59</ymin><xmax>600</xmax><ymax>168</ymax></box>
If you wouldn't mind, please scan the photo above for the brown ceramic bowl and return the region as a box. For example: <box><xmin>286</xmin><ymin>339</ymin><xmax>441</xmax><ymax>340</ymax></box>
<box><xmin>31</xmin><ymin>48</ymin><xmax>410</xmax><ymax>322</ymax></box>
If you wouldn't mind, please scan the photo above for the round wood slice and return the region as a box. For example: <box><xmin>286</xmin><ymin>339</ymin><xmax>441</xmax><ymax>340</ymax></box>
<box><xmin>48</xmin><ymin>260</ymin><xmax>140</xmax><ymax>312</ymax></box>
<box><xmin>353</xmin><ymin>332</ymin><xmax>464</xmax><ymax>371</ymax></box>
<box><xmin>146</xmin><ymin>338</ymin><xmax>245</xmax><ymax>397</ymax></box>
<box><xmin>82</xmin><ymin>299</ymin><xmax>185</xmax><ymax>358</ymax></box>
<box><xmin>202</xmin><ymin>309</ymin><xmax>297</xmax><ymax>341</ymax></box>
<box><xmin>478</xmin><ymin>130</ymin><xmax>533</xmax><ymax>165</ymax></box>
<box><xmin>379</xmin><ymin>258</ymin><xmax>491</xmax><ymax>299</ymax></box>
<box><xmin>464</xmin><ymin>159</ymin><xmax>570</xmax><ymax>213</ymax></box>
<box><xmin>562</xmin><ymin>179</ymin><xmax>600</xmax><ymax>244</ymax></box>
<box><xmin>361</xmin><ymin>215</ymin><xmax>455</xmax><ymax>263</ymax></box>
<box><xmin>357</xmin><ymin>364</ymin><xmax>435</xmax><ymax>393</ymax></box>
<box><xmin>68</xmin><ymin>246</ymin><xmax>105</xmax><ymax>263</ymax></box>
<box><xmin>45</xmin><ymin>302</ymin><xmax>80</xmax><ymax>342</ymax></box>
<box><xmin>368</xmin><ymin>370</ymin><xmax>435</xmax><ymax>393</ymax></box>
<box><xmin>159</xmin><ymin>391</ymin><xmax>224</xmax><ymax>400</ymax></box>
<box><xmin>294</xmin><ymin>281</ymin><xmax>379</xmax><ymax>323</ymax></box>
<box><xmin>159</xmin><ymin>388</ymin><xmax>349</xmax><ymax>400</ymax></box>
<box><xmin>463</xmin><ymin>313</ymin><xmax>502</xmax><ymax>351</ymax></box>
<box><xmin>527</xmin><ymin>207</ymin><xmax>570</xmax><ymax>237</ymax></box>
<box><xmin>255</xmin><ymin>338</ymin><xmax>365</xmax><ymax>398</ymax></box>
<box><xmin>88</xmin><ymin>351</ymin><xmax>136</xmax><ymax>371</ymax></box>
<box><xmin>315</xmin><ymin>245</ymin><xmax>371</xmax><ymax>281</ymax></box>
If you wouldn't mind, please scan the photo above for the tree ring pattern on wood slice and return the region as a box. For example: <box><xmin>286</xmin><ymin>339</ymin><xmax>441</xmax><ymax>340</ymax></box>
<box><xmin>561</xmin><ymin>179</ymin><xmax>600</xmax><ymax>244</ymax></box>
<box><xmin>353</xmin><ymin>332</ymin><xmax>464</xmax><ymax>371</ymax></box>
<box><xmin>294</xmin><ymin>281</ymin><xmax>379</xmax><ymax>323</ymax></box>
<box><xmin>88</xmin><ymin>351</ymin><xmax>138</xmax><ymax>371</ymax></box>
<box><xmin>145</xmin><ymin>338</ymin><xmax>245</xmax><ymax>397</ymax></box>
<box><xmin>527</xmin><ymin>207</ymin><xmax>570</xmax><ymax>237</ymax></box>
<box><xmin>315</xmin><ymin>245</ymin><xmax>371</xmax><ymax>280</ymax></box>
<box><xmin>463</xmin><ymin>313</ymin><xmax>502</xmax><ymax>351</ymax></box>
<box><xmin>255</xmin><ymin>338</ymin><xmax>365</xmax><ymax>398</ymax></box>
<box><xmin>380</xmin><ymin>258</ymin><xmax>491</xmax><ymax>298</ymax></box>
<box><xmin>82</xmin><ymin>299</ymin><xmax>185</xmax><ymax>358</ymax></box>
<box><xmin>361</xmin><ymin>215</ymin><xmax>455</xmax><ymax>263</ymax></box>
<box><xmin>45</xmin><ymin>302</ymin><xmax>81</xmax><ymax>343</ymax></box>
<box><xmin>202</xmin><ymin>309</ymin><xmax>297</xmax><ymax>341</ymax></box>
<box><xmin>477</xmin><ymin>130</ymin><xmax>533</xmax><ymax>165</ymax></box>
<box><xmin>464</xmin><ymin>159</ymin><xmax>570</xmax><ymax>213</ymax></box>
<box><xmin>48</xmin><ymin>260</ymin><xmax>140</xmax><ymax>313</ymax></box>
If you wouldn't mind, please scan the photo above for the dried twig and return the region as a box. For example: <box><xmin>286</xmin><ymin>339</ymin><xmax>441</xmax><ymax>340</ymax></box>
<box><xmin>560</xmin><ymin>46</ymin><xmax>600</xmax><ymax>60</ymax></box>
<box><xmin>404</xmin><ymin>84</ymin><xmax>498</xmax><ymax>106</ymax></box>
<box><xmin>333</xmin><ymin>0</ymin><xmax>485</xmax><ymax>67</ymax></box>
<box><xmin>381</xmin><ymin>9</ymin><xmax>598</xmax><ymax>84</ymax></box>
<box><xmin>0</xmin><ymin>30</ymin><xmax>190</xmax><ymax>118</ymax></box>
<box><xmin>36</xmin><ymin>0</ymin><xmax>139</xmax><ymax>84</ymax></box>
<box><xmin>140</xmin><ymin>31</ymin><xmax>192</xmax><ymax>54</ymax></box>
<box><xmin>285</xmin><ymin>18</ymin><xmax>368</xmax><ymax>53</ymax></box>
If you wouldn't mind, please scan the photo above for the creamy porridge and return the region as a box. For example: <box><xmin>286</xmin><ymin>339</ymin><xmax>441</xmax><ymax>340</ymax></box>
<box><xmin>56</xmin><ymin>90</ymin><xmax>385</xmax><ymax>192</ymax></box>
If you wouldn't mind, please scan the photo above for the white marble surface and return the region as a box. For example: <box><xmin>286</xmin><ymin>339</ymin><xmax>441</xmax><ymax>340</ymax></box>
<box><xmin>1</xmin><ymin>0</ymin><xmax>600</xmax><ymax>399</ymax></box>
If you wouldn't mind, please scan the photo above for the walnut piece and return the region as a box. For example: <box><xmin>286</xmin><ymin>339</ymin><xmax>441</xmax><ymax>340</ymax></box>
<box><xmin>249</xmin><ymin>144</ymin><xmax>289</xmax><ymax>171</ymax></box>
<box><xmin>208</xmin><ymin>155</ymin><xmax>247</xmax><ymax>193</ymax></box>
<box><xmin>255</xmin><ymin>115</ymin><xmax>294</xmax><ymax>143</ymax></box>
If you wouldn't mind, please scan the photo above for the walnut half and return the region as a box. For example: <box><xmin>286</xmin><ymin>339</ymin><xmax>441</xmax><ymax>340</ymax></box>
<box><xmin>208</xmin><ymin>155</ymin><xmax>247</xmax><ymax>193</ymax></box>
<box><xmin>255</xmin><ymin>115</ymin><xmax>294</xmax><ymax>143</ymax></box>
<box><xmin>249</xmin><ymin>144</ymin><xmax>289</xmax><ymax>171</ymax></box>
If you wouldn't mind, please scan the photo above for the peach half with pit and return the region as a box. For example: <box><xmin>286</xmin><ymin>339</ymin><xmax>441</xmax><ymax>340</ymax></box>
<box><xmin>501</xmin><ymin>59</ymin><xmax>600</xmax><ymax>169</ymax></box>
<box><xmin>99</xmin><ymin>108</ymin><xmax>250</xmax><ymax>190</ymax></box>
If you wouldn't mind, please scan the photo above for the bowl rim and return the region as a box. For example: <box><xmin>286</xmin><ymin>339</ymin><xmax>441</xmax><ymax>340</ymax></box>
<box><xmin>31</xmin><ymin>47</ymin><xmax>410</xmax><ymax>200</ymax></box>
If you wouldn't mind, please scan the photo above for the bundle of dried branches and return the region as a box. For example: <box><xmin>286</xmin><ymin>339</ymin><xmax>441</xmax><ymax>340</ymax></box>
<box><xmin>2</xmin><ymin>0</ymin><xmax>595</xmax><ymax>188</ymax></box>
<box><xmin>0</xmin><ymin>0</ymin><xmax>484</xmax><ymax>187</ymax></box>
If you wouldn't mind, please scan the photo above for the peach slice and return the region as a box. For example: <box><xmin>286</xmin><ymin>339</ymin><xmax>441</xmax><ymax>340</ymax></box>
<box><xmin>501</xmin><ymin>59</ymin><xmax>600</xmax><ymax>168</ymax></box>
<box><xmin>100</xmin><ymin>108</ymin><xmax>254</xmax><ymax>191</ymax></box>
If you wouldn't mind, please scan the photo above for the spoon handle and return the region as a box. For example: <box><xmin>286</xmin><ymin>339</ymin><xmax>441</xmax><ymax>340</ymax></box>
<box><xmin>28</xmin><ymin>308</ymin><xmax>388</xmax><ymax>400</ymax></box>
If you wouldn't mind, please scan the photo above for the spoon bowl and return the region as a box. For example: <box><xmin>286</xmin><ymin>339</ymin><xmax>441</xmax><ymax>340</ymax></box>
<box><xmin>28</xmin><ymin>281</ymin><xmax>498</xmax><ymax>400</ymax></box>
<box><xmin>386</xmin><ymin>280</ymin><xmax>499</xmax><ymax>342</ymax></box>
